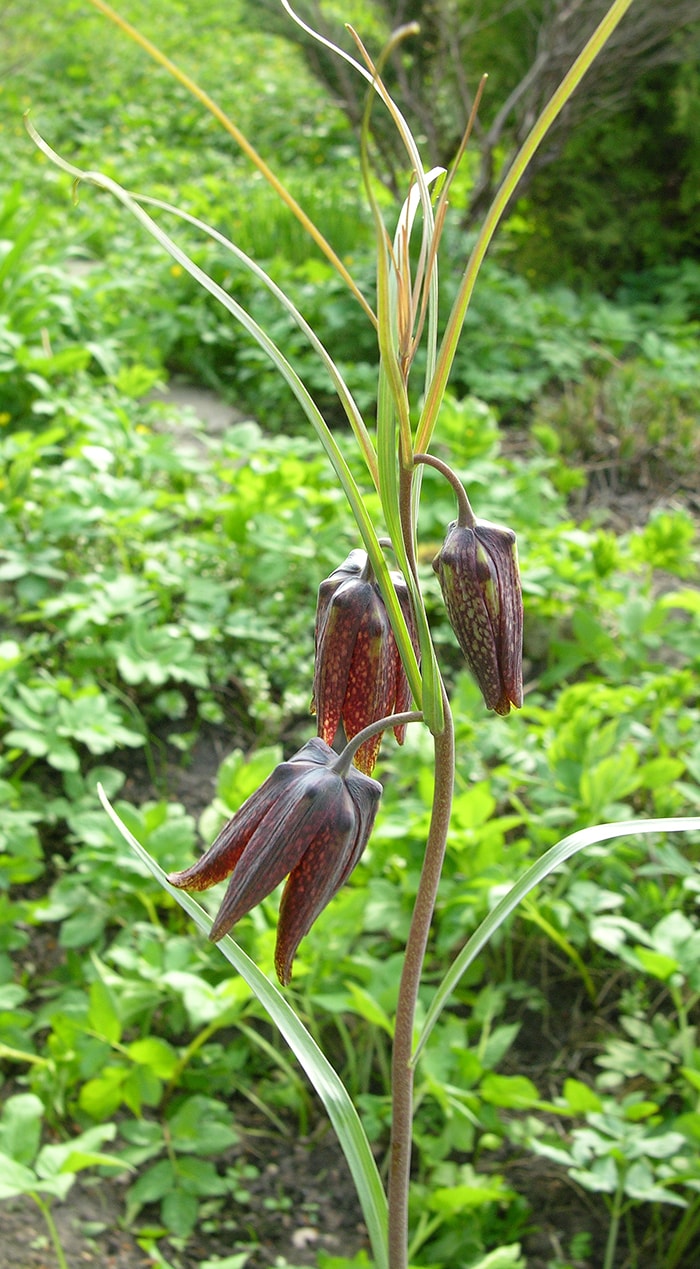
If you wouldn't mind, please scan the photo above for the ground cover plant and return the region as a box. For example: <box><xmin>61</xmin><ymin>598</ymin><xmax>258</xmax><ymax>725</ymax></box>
<box><xmin>2</xmin><ymin>2</ymin><xmax>700</xmax><ymax>1268</ymax></box>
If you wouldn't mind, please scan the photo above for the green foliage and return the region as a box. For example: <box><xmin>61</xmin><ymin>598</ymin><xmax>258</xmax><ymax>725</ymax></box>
<box><xmin>1</xmin><ymin>4</ymin><xmax>699</xmax><ymax>1268</ymax></box>
<box><xmin>519</xmin><ymin>63</ymin><xmax>700</xmax><ymax>288</ymax></box>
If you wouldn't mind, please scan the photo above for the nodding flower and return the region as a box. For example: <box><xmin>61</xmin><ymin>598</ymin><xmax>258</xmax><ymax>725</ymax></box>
<box><xmin>432</xmin><ymin>518</ymin><xmax>523</xmax><ymax>716</ymax></box>
<box><xmin>167</xmin><ymin>736</ymin><xmax>382</xmax><ymax>985</ymax></box>
<box><xmin>312</xmin><ymin>549</ymin><xmax>419</xmax><ymax>774</ymax></box>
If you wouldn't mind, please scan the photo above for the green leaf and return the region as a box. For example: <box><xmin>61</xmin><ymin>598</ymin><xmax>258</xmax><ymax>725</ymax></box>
<box><xmin>0</xmin><ymin>1093</ymin><xmax>43</xmax><ymax>1167</ymax></box>
<box><xmin>167</xmin><ymin>1096</ymin><xmax>238</xmax><ymax>1156</ymax></box>
<box><xmin>98</xmin><ymin>787</ymin><xmax>388</xmax><ymax>1269</ymax></box>
<box><xmin>0</xmin><ymin>1151</ymin><xmax>39</xmax><ymax>1199</ymax></box>
<box><xmin>464</xmin><ymin>1248</ymin><xmax>526</xmax><ymax>1269</ymax></box>
<box><xmin>562</xmin><ymin>1080</ymin><xmax>603</xmax><ymax>1115</ymax></box>
<box><xmin>128</xmin><ymin>1158</ymin><xmax>176</xmax><ymax>1207</ymax></box>
<box><xmin>88</xmin><ymin>978</ymin><xmax>122</xmax><ymax>1045</ymax></box>
<box><xmin>162</xmin><ymin>1186</ymin><xmax>199</xmax><ymax>1237</ymax></box>
<box><xmin>79</xmin><ymin>1067</ymin><xmax>128</xmax><ymax>1119</ymax></box>
<box><xmin>632</xmin><ymin>947</ymin><xmax>679</xmax><ymax>982</ymax></box>
<box><xmin>127</xmin><ymin>1036</ymin><xmax>179</xmax><ymax>1079</ymax></box>
<box><xmin>480</xmin><ymin>1074</ymin><xmax>541</xmax><ymax>1110</ymax></box>
<box><xmin>415</xmin><ymin>816</ymin><xmax>700</xmax><ymax>1063</ymax></box>
<box><xmin>429</xmin><ymin>1178</ymin><xmax>511</xmax><ymax>1213</ymax></box>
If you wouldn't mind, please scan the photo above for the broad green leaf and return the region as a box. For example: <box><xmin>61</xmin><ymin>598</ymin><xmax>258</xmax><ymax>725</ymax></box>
<box><xmin>168</xmin><ymin>1096</ymin><xmax>238</xmax><ymax>1156</ymax></box>
<box><xmin>466</xmin><ymin>1248</ymin><xmax>526</xmax><ymax>1269</ymax></box>
<box><xmin>562</xmin><ymin>1080</ymin><xmax>603</xmax><ymax>1115</ymax></box>
<box><xmin>127</xmin><ymin>1036</ymin><xmax>179</xmax><ymax>1079</ymax></box>
<box><xmin>0</xmin><ymin>1151</ymin><xmax>38</xmax><ymax>1199</ymax></box>
<box><xmin>128</xmin><ymin>1159</ymin><xmax>176</xmax><ymax>1207</ymax></box>
<box><xmin>162</xmin><ymin>1187</ymin><xmax>199</xmax><ymax>1237</ymax></box>
<box><xmin>0</xmin><ymin>1092</ymin><xmax>43</xmax><ymax>1167</ymax></box>
<box><xmin>480</xmin><ymin>1074</ymin><xmax>541</xmax><ymax>1111</ymax></box>
<box><xmin>429</xmin><ymin>1178</ymin><xmax>511</xmax><ymax>1213</ymax></box>
<box><xmin>632</xmin><ymin>947</ymin><xmax>679</xmax><ymax>982</ymax></box>
<box><xmin>79</xmin><ymin>1067</ymin><xmax>128</xmax><ymax>1120</ymax></box>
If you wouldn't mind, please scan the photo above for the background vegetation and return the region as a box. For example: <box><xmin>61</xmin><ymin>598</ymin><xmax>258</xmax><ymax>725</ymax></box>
<box><xmin>1</xmin><ymin>2</ymin><xmax>699</xmax><ymax>1267</ymax></box>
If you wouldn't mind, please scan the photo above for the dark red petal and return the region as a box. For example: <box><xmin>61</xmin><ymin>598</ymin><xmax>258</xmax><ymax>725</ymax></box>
<box><xmin>208</xmin><ymin>766</ymin><xmax>349</xmax><ymax>942</ymax></box>
<box><xmin>474</xmin><ymin>523</ymin><xmax>523</xmax><ymax>711</ymax></box>
<box><xmin>313</xmin><ymin>579</ymin><xmax>373</xmax><ymax>747</ymax></box>
<box><xmin>275</xmin><ymin>770</ymin><xmax>381</xmax><ymax>984</ymax></box>
<box><xmin>435</xmin><ymin>524</ymin><xmax>504</xmax><ymax>711</ymax></box>
<box><xmin>342</xmin><ymin>597</ymin><xmax>395</xmax><ymax>774</ymax></box>
<box><xmin>314</xmin><ymin>551</ymin><xmax>367</xmax><ymax>645</ymax></box>
<box><xmin>288</xmin><ymin>736</ymin><xmax>338</xmax><ymax>768</ymax></box>
<box><xmin>167</xmin><ymin>763</ymin><xmax>294</xmax><ymax>892</ymax></box>
<box><xmin>334</xmin><ymin>766</ymin><xmax>383</xmax><ymax>890</ymax></box>
<box><xmin>274</xmin><ymin>807</ymin><xmax>355</xmax><ymax>985</ymax></box>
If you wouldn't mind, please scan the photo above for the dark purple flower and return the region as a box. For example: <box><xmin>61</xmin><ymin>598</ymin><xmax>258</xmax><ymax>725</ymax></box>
<box><xmin>167</xmin><ymin>737</ymin><xmax>382</xmax><ymax>984</ymax></box>
<box><xmin>432</xmin><ymin>518</ymin><xmax>523</xmax><ymax>715</ymax></box>
<box><xmin>312</xmin><ymin>550</ymin><xmax>419</xmax><ymax>773</ymax></box>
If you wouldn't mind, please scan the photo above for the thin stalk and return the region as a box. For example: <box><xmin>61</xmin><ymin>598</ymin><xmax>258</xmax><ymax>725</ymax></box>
<box><xmin>603</xmin><ymin>1180</ymin><xmax>625</xmax><ymax>1269</ymax></box>
<box><xmin>413</xmin><ymin>452</ymin><xmax>476</xmax><ymax>528</ymax></box>
<box><xmin>332</xmin><ymin>710</ymin><xmax>424</xmax><ymax>777</ymax></box>
<box><xmin>666</xmin><ymin>1197</ymin><xmax>700</xmax><ymax>1269</ymax></box>
<box><xmin>30</xmin><ymin>1195</ymin><xmax>68</xmax><ymax>1269</ymax></box>
<box><xmin>388</xmin><ymin>700</ymin><xmax>455</xmax><ymax>1269</ymax></box>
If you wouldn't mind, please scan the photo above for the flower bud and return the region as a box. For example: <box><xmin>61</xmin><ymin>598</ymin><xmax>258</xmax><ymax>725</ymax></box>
<box><xmin>433</xmin><ymin>519</ymin><xmax>523</xmax><ymax>715</ymax></box>
<box><xmin>312</xmin><ymin>551</ymin><xmax>419</xmax><ymax>773</ymax></box>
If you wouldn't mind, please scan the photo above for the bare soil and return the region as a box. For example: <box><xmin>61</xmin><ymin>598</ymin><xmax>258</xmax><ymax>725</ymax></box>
<box><xmin>1</xmin><ymin>1123</ymin><xmax>369</xmax><ymax>1269</ymax></box>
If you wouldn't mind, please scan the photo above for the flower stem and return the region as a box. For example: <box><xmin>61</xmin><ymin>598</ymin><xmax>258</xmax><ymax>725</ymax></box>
<box><xmin>331</xmin><ymin>711</ymin><xmax>424</xmax><ymax>777</ymax></box>
<box><xmin>413</xmin><ymin>452</ymin><xmax>476</xmax><ymax>528</ymax></box>
<box><xmin>388</xmin><ymin>694</ymin><xmax>455</xmax><ymax>1269</ymax></box>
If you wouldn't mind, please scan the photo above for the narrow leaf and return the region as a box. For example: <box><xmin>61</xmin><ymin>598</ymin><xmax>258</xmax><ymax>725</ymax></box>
<box><xmin>414</xmin><ymin>817</ymin><xmax>700</xmax><ymax>1064</ymax></box>
<box><xmin>97</xmin><ymin>785</ymin><xmax>388</xmax><ymax>1269</ymax></box>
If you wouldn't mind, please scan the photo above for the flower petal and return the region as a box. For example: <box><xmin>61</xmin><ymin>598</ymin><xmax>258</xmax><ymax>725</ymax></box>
<box><xmin>313</xmin><ymin>578</ymin><xmax>374</xmax><ymax>746</ymax></box>
<box><xmin>476</xmin><ymin>522</ymin><xmax>523</xmax><ymax>710</ymax></box>
<box><xmin>275</xmin><ymin>767</ymin><xmax>382</xmax><ymax>983</ymax></box>
<box><xmin>342</xmin><ymin>596</ymin><xmax>396</xmax><ymax>773</ymax></box>
<box><xmin>167</xmin><ymin>763</ymin><xmax>293</xmax><ymax>892</ymax></box>
<box><xmin>208</xmin><ymin>764</ymin><xmax>350</xmax><ymax>941</ymax></box>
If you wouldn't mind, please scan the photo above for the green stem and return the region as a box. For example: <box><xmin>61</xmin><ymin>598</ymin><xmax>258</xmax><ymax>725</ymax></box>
<box><xmin>388</xmin><ymin>700</ymin><xmax>455</xmax><ymax>1269</ymax></box>
<box><xmin>331</xmin><ymin>710</ymin><xmax>423</xmax><ymax>777</ymax></box>
<box><xmin>413</xmin><ymin>452</ymin><xmax>476</xmax><ymax>528</ymax></box>
<box><xmin>30</xmin><ymin>1194</ymin><xmax>69</xmax><ymax>1269</ymax></box>
<box><xmin>603</xmin><ymin>1180</ymin><xmax>625</xmax><ymax>1269</ymax></box>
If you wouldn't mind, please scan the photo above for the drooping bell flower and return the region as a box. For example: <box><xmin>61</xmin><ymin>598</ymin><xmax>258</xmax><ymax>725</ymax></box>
<box><xmin>312</xmin><ymin>550</ymin><xmax>419</xmax><ymax>774</ymax></box>
<box><xmin>414</xmin><ymin>450</ymin><xmax>523</xmax><ymax>717</ymax></box>
<box><xmin>432</xmin><ymin>517</ymin><xmax>523</xmax><ymax>715</ymax></box>
<box><xmin>167</xmin><ymin>736</ymin><xmax>382</xmax><ymax>985</ymax></box>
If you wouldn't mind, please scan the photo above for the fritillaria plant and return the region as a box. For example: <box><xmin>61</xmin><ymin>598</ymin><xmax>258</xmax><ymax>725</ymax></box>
<box><xmin>31</xmin><ymin>1</ymin><xmax>700</xmax><ymax>1266</ymax></box>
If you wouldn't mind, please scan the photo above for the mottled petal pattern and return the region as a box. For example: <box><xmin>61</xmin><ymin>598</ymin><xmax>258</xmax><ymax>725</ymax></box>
<box><xmin>312</xmin><ymin>551</ymin><xmax>419</xmax><ymax>772</ymax></box>
<box><xmin>433</xmin><ymin>519</ymin><xmax>523</xmax><ymax>715</ymax></box>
